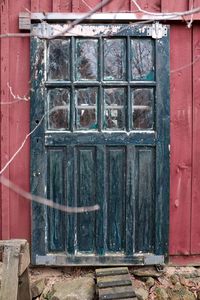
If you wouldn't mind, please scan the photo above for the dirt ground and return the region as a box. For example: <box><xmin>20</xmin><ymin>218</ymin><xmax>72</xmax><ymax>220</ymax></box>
<box><xmin>29</xmin><ymin>266</ymin><xmax>200</xmax><ymax>299</ymax></box>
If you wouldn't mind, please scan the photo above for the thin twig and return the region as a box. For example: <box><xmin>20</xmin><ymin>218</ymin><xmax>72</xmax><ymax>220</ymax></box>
<box><xmin>7</xmin><ymin>82</ymin><xmax>30</xmax><ymax>101</ymax></box>
<box><xmin>131</xmin><ymin>0</ymin><xmax>200</xmax><ymax>18</ymax></box>
<box><xmin>0</xmin><ymin>176</ymin><xmax>100</xmax><ymax>213</ymax></box>
<box><xmin>1</xmin><ymin>99</ymin><xmax>26</xmax><ymax>105</ymax></box>
<box><xmin>81</xmin><ymin>0</ymin><xmax>93</xmax><ymax>11</ymax></box>
<box><xmin>0</xmin><ymin>114</ymin><xmax>44</xmax><ymax>175</ymax></box>
<box><xmin>171</xmin><ymin>56</ymin><xmax>200</xmax><ymax>73</ymax></box>
<box><xmin>0</xmin><ymin>105</ymin><xmax>67</xmax><ymax>175</ymax></box>
<box><xmin>187</xmin><ymin>0</ymin><xmax>194</xmax><ymax>28</ymax></box>
<box><xmin>0</xmin><ymin>33</ymin><xmax>32</xmax><ymax>38</ymax></box>
<box><xmin>1</xmin><ymin>3</ymin><xmax>200</xmax><ymax>40</ymax></box>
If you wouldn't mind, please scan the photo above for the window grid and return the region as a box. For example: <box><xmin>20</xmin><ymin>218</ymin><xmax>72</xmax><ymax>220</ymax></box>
<box><xmin>46</xmin><ymin>36</ymin><xmax>156</xmax><ymax>132</ymax></box>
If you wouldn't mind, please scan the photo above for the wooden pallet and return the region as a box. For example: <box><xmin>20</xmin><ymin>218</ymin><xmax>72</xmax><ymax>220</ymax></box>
<box><xmin>96</xmin><ymin>267</ymin><xmax>137</xmax><ymax>300</ymax></box>
<box><xmin>0</xmin><ymin>239</ymin><xmax>31</xmax><ymax>300</ymax></box>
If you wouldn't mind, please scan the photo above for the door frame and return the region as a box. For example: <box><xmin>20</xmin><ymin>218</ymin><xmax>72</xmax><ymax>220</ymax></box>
<box><xmin>30</xmin><ymin>19</ymin><xmax>170</xmax><ymax>266</ymax></box>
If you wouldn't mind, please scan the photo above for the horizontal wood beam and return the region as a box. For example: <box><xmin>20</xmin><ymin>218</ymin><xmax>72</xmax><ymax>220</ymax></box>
<box><xmin>30</xmin><ymin>12</ymin><xmax>200</xmax><ymax>21</ymax></box>
<box><xmin>19</xmin><ymin>12</ymin><xmax>200</xmax><ymax>30</ymax></box>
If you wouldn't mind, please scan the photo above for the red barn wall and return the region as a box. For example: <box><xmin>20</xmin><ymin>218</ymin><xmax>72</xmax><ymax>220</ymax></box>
<box><xmin>0</xmin><ymin>0</ymin><xmax>200</xmax><ymax>265</ymax></box>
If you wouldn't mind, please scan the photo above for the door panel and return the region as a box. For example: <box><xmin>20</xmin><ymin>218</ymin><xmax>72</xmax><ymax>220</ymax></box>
<box><xmin>44</xmin><ymin>145</ymin><xmax>159</xmax><ymax>260</ymax></box>
<box><xmin>107</xmin><ymin>147</ymin><xmax>126</xmax><ymax>253</ymax></box>
<box><xmin>135</xmin><ymin>148</ymin><xmax>155</xmax><ymax>252</ymax></box>
<box><xmin>48</xmin><ymin>149</ymin><xmax>65</xmax><ymax>252</ymax></box>
<box><xmin>77</xmin><ymin>147</ymin><xmax>96</xmax><ymax>253</ymax></box>
<box><xmin>31</xmin><ymin>23</ymin><xmax>169</xmax><ymax>265</ymax></box>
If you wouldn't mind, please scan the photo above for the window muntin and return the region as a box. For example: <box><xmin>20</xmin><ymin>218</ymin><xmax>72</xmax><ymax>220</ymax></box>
<box><xmin>46</xmin><ymin>36</ymin><xmax>155</xmax><ymax>132</ymax></box>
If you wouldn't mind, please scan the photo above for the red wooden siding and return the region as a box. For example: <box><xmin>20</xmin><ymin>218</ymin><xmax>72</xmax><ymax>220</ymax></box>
<box><xmin>169</xmin><ymin>25</ymin><xmax>192</xmax><ymax>255</ymax></box>
<box><xmin>31</xmin><ymin>0</ymin><xmax>52</xmax><ymax>12</ymax></box>
<box><xmin>1</xmin><ymin>0</ymin><xmax>200</xmax><ymax>264</ymax></box>
<box><xmin>161</xmin><ymin>0</ymin><xmax>188</xmax><ymax>12</ymax></box>
<box><xmin>103</xmin><ymin>0</ymin><xmax>130</xmax><ymax>12</ymax></box>
<box><xmin>72</xmin><ymin>0</ymin><xmax>101</xmax><ymax>12</ymax></box>
<box><xmin>52</xmin><ymin>0</ymin><xmax>71</xmax><ymax>13</ymax></box>
<box><xmin>0</xmin><ymin>0</ymin><xmax>10</xmax><ymax>240</ymax></box>
<box><xmin>131</xmin><ymin>0</ymin><xmax>161</xmax><ymax>12</ymax></box>
<box><xmin>191</xmin><ymin>24</ymin><xmax>200</xmax><ymax>254</ymax></box>
<box><xmin>194</xmin><ymin>0</ymin><xmax>200</xmax><ymax>19</ymax></box>
<box><xmin>9</xmin><ymin>0</ymin><xmax>31</xmax><ymax>240</ymax></box>
<box><xmin>0</xmin><ymin>0</ymin><xmax>31</xmax><ymax>240</ymax></box>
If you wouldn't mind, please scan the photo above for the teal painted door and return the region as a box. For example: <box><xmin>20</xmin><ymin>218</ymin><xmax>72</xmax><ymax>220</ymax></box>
<box><xmin>31</xmin><ymin>23</ymin><xmax>169</xmax><ymax>265</ymax></box>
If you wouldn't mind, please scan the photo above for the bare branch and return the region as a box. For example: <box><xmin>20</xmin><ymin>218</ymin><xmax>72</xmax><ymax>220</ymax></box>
<box><xmin>1</xmin><ymin>3</ymin><xmax>200</xmax><ymax>40</ymax></box>
<box><xmin>0</xmin><ymin>176</ymin><xmax>100</xmax><ymax>213</ymax></box>
<box><xmin>47</xmin><ymin>0</ymin><xmax>114</xmax><ymax>39</ymax></box>
<box><xmin>0</xmin><ymin>0</ymin><xmax>113</xmax><ymax>39</ymax></box>
<box><xmin>80</xmin><ymin>0</ymin><xmax>93</xmax><ymax>11</ymax></box>
<box><xmin>0</xmin><ymin>33</ymin><xmax>32</xmax><ymax>38</ymax></box>
<box><xmin>0</xmin><ymin>114</ymin><xmax>44</xmax><ymax>175</ymax></box>
<box><xmin>131</xmin><ymin>0</ymin><xmax>200</xmax><ymax>18</ymax></box>
<box><xmin>0</xmin><ymin>105</ymin><xmax>72</xmax><ymax>175</ymax></box>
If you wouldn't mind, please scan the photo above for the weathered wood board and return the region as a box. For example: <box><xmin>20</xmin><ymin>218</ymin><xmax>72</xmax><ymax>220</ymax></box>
<box><xmin>96</xmin><ymin>267</ymin><xmax>137</xmax><ymax>300</ymax></box>
<box><xmin>0</xmin><ymin>240</ymin><xmax>31</xmax><ymax>300</ymax></box>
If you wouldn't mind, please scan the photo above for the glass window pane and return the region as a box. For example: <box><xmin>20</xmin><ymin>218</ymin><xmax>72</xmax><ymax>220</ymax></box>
<box><xmin>132</xmin><ymin>89</ymin><xmax>154</xmax><ymax>129</ymax></box>
<box><xmin>75</xmin><ymin>88</ymin><xmax>98</xmax><ymax>129</ymax></box>
<box><xmin>131</xmin><ymin>39</ymin><xmax>154</xmax><ymax>81</ymax></box>
<box><xmin>48</xmin><ymin>89</ymin><xmax>70</xmax><ymax>130</ymax></box>
<box><xmin>48</xmin><ymin>39</ymin><xmax>70</xmax><ymax>80</ymax></box>
<box><xmin>104</xmin><ymin>88</ymin><xmax>125</xmax><ymax>130</ymax></box>
<box><xmin>104</xmin><ymin>39</ymin><xmax>126</xmax><ymax>81</ymax></box>
<box><xmin>76</xmin><ymin>39</ymin><xmax>98</xmax><ymax>81</ymax></box>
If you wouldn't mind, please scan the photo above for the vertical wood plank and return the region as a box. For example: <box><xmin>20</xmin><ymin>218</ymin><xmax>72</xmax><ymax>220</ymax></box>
<box><xmin>0</xmin><ymin>1</ymin><xmax>1</xmax><ymax>240</ymax></box>
<box><xmin>52</xmin><ymin>0</ymin><xmax>72</xmax><ymax>12</ymax></box>
<box><xmin>193</xmin><ymin>0</ymin><xmax>200</xmax><ymax>19</ymax></box>
<box><xmin>96</xmin><ymin>145</ymin><xmax>106</xmax><ymax>255</ymax></box>
<box><xmin>8</xmin><ymin>0</ymin><xmax>31</xmax><ymax>241</ymax></box>
<box><xmin>191</xmin><ymin>25</ymin><xmax>200</xmax><ymax>254</ymax></box>
<box><xmin>77</xmin><ymin>147</ymin><xmax>96</xmax><ymax>252</ymax></box>
<box><xmin>106</xmin><ymin>147</ymin><xmax>126</xmax><ymax>252</ymax></box>
<box><xmin>0</xmin><ymin>245</ymin><xmax>20</xmax><ymax>300</ymax></box>
<box><xmin>169</xmin><ymin>25</ymin><xmax>192</xmax><ymax>255</ymax></box>
<box><xmin>155</xmin><ymin>32</ymin><xmax>170</xmax><ymax>256</ymax></box>
<box><xmin>135</xmin><ymin>148</ymin><xmax>154</xmax><ymax>253</ymax></box>
<box><xmin>48</xmin><ymin>149</ymin><xmax>65</xmax><ymax>252</ymax></box>
<box><xmin>161</xmin><ymin>0</ymin><xmax>188</xmax><ymax>12</ymax></box>
<box><xmin>72</xmin><ymin>0</ymin><xmax>100</xmax><ymax>13</ymax></box>
<box><xmin>125</xmin><ymin>146</ymin><xmax>135</xmax><ymax>255</ymax></box>
<box><xmin>31</xmin><ymin>0</ymin><xmax>39</xmax><ymax>11</ymax></box>
<box><xmin>103</xmin><ymin>0</ymin><xmax>130</xmax><ymax>12</ymax></box>
<box><xmin>0</xmin><ymin>0</ymin><xmax>10</xmax><ymax>240</ymax></box>
<box><xmin>31</xmin><ymin>36</ymin><xmax>47</xmax><ymax>262</ymax></box>
<box><xmin>66</xmin><ymin>146</ymin><xmax>75</xmax><ymax>254</ymax></box>
<box><xmin>31</xmin><ymin>0</ymin><xmax>52</xmax><ymax>12</ymax></box>
<box><xmin>131</xmin><ymin>0</ymin><xmax>161</xmax><ymax>13</ymax></box>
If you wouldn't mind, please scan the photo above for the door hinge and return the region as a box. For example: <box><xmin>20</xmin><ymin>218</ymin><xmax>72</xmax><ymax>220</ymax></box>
<box><xmin>147</xmin><ymin>22</ymin><xmax>168</xmax><ymax>39</ymax></box>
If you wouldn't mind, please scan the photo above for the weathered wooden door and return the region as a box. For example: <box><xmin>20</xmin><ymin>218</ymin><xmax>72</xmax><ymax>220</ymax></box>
<box><xmin>31</xmin><ymin>22</ymin><xmax>169</xmax><ymax>265</ymax></box>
